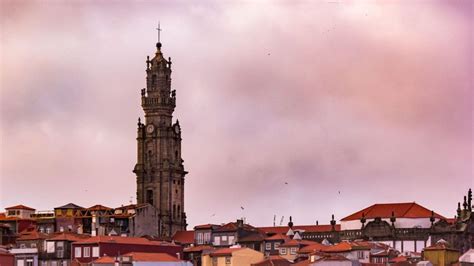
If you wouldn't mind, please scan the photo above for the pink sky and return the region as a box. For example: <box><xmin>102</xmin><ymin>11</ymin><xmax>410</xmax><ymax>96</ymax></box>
<box><xmin>0</xmin><ymin>0</ymin><xmax>472</xmax><ymax>227</ymax></box>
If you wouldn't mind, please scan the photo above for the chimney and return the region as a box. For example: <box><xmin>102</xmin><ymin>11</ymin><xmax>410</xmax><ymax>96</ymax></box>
<box><xmin>236</xmin><ymin>219</ymin><xmax>244</xmax><ymax>228</ymax></box>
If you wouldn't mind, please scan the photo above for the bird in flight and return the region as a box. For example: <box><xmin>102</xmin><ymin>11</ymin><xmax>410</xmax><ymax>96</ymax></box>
<box><xmin>241</xmin><ymin>206</ymin><xmax>245</xmax><ymax>210</ymax></box>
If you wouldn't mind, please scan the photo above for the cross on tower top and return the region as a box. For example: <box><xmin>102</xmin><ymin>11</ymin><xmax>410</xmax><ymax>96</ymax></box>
<box><xmin>156</xmin><ymin>22</ymin><xmax>162</xmax><ymax>43</ymax></box>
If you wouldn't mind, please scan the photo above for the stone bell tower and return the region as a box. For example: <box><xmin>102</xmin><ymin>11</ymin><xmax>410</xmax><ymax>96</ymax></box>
<box><xmin>133</xmin><ymin>38</ymin><xmax>187</xmax><ymax>237</ymax></box>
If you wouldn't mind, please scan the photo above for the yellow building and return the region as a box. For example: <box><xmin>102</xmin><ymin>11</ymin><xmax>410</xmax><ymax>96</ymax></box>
<box><xmin>423</xmin><ymin>240</ymin><xmax>460</xmax><ymax>266</ymax></box>
<box><xmin>202</xmin><ymin>247</ymin><xmax>264</xmax><ymax>266</ymax></box>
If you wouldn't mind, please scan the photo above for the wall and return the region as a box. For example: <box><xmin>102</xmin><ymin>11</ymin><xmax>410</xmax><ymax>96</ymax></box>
<box><xmin>424</xmin><ymin>250</ymin><xmax>460</xmax><ymax>266</ymax></box>
<box><xmin>232</xmin><ymin>249</ymin><xmax>264</xmax><ymax>266</ymax></box>
<box><xmin>341</xmin><ymin>218</ymin><xmax>439</xmax><ymax>231</ymax></box>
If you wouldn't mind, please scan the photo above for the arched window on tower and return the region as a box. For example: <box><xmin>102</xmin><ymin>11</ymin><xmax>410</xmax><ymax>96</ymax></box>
<box><xmin>177</xmin><ymin>205</ymin><xmax>181</xmax><ymax>218</ymax></box>
<box><xmin>146</xmin><ymin>190</ymin><xmax>153</xmax><ymax>206</ymax></box>
<box><xmin>173</xmin><ymin>204</ymin><xmax>176</xmax><ymax>219</ymax></box>
<box><xmin>152</xmin><ymin>75</ymin><xmax>157</xmax><ymax>87</ymax></box>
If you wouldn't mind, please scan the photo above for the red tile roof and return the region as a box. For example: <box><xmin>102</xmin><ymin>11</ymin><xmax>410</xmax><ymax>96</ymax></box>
<box><xmin>209</xmin><ymin>247</ymin><xmax>244</xmax><ymax>257</ymax></box>
<box><xmin>424</xmin><ymin>241</ymin><xmax>458</xmax><ymax>251</ymax></box>
<box><xmin>265</xmin><ymin>234</ymin><xmax>289</xmax><ymax>241</ymax></box>
<box><xmin>92</xmin><ymin>256</ymin><xmax>116</xmax><ymax>264</ymax></box>
<box><xmin>5</xmin><ymin>205</ymin><xmax>35</xmax><ymax>211</ymax></box>
<box><xmin>279</xmin><ymin>239</ymin><xmax>314</xmax><ymax>248</ymax></box>
<box><xmin>258</xmin><ymin>224</ymin><xmax>340</xmax><ymax>234</ymax></box>
<box><xmin>184</xmin><ymin>245</ymin><xmax>215</xmax><ymax>253</ymax></box>
<box><xmin>321</xmin><ymin>242</ymin><xmax>353</xmax><ymax>253</ymax></box>
<box><xmin>87</xmin><ymin>205</ymin><xmax>113</xmax><ymax>211</ymax></box>
<box><xmin>17</xmin><ymin>230</ymin><xmax>49</xmax><ymax>241</ymax></box>
<box><xmin>251</xmin><ymin>255</ymin><xmax>291</xmax><ymax>266</ymax></box>
<box><xmin>172</xmin><ymin>230</ymin><xmax>194</xmax><ymax>244</ymax></box>
<box><xmin>297</xmin><ymin>243</ymin><xmax>326</xmax><ymax>254</ymax></box>
<box><xmin>123</xmin><ymin>252</ymin><xmax>181</xmax><ymax>262</ymax></box>
<box><xmin>341</xmin><ymin>202</ymin><xmax>445</xmax><ymax>221</ymax></box>
<box><xmin>73</xmin><ymin>236</ymin><xmax>175</xmax><ymax>246</ymax></box>
<box><xmin>215</xmin><ymin>222</ymin><xmax>258</xmax><ymax>232</ymax></box>
<box><xmin>238</xmin><ymin>233</ymin><xmax>266</xmax><ymax>242</ymax></box>
<box><xmin>316</xmin><ymin>254</ymin><xmax>350</xmax><ymax>262</ymax></box>
<box><xmin>48</xmin><ymin>232</ymin><xmax>90</xmax><ymax>242</ymax></box>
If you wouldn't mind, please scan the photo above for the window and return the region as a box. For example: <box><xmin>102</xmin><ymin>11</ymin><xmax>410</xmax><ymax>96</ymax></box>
<box><xmin>280</xmin><ymin>248</ymin><xmax>287</xmax><ymax>255</ymax></box>
<box><xmin>146</xmin><ymin>190</ymin><xmax>154</xmax><ymax>205</ymax></box>
<box><xmin>197</xmin><ymin>233</ymin><xmax>203</xmax><ymax>244</ymax></box>
<box><xmin>92</xmin><ymin>247</ymin><xmax>99</xmax><ymax>257</ymax></box>
<box><xmin>274</xmin><ymin>242</ymin><xmax>280</xmax><ymax>249</ymax></box>
<box><xmin>228</xmin><ymin>236</ymin><xmax>235</xmax><ymax>245</ymax></box>
<box><xmin>222</xmin><ymin>235</ymin><xmax>228</xmax><ymax>241</ymax></box>
<box><xmin>74</xmin><ymin>247</ymin><xmax>82</xmax><ymax>258</ymax></box>
<box><xmin>20</xmin><ymin>244</ymin><xmax>26</xmax><ymax>249</ymax></box>
<box><xmin>214</xmin><ymin>236</ymin><xmax>220</xmax><ymax>246</ymax></box>
<box><xmin>225</xmin><ymin>257</ymin><xmax>231</xmax><ymax>264</ymax></box>
<box><xmin>26</xmin><ymin>260</ymin><xmax>33</xmax><ymax>266</ymax></box>
<box><xmin>204</xmin><ymin>232</ymin><xmax>211</xmax><ymax>243</ymax></box>
<box><xmin>290</xmin><ymin>247</ymin><xmax>297</xmax><ymax>255</ymax></box>
<box><xmin>358</xmin><ymin>251</ymin><xmax>365</xmax><ymax>259</ymax></box>
<box><xmin>17</xmin><ymin>260</ymin><xmax>25</xmax><ymax>266</ymax></box>
<box><xmin>31</xmin><ymin>243</ymin><xmax>37</xmax><ymax>248</ymax></box>
<box><xmin>7</xmin><ymin>210</ymin><xmax>16</xmax><ymax>216</ymax></box>
<box><xmin>177</xmin><ymin>205</ymin><xmax>181</xmax><ymax>218</ymax></box>
<box><xmin>265</xmin><ymin>243</ymin><xmax>272</xmax><ymax>250</ymax></box>
<box><xmin>83</xmin><ymin>247</ymin><xmax>90</xmax><ymax>257</ymax></box>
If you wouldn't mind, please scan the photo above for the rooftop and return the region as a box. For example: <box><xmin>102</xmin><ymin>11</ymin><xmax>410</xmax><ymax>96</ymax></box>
<box><xmin>172</xmin><ymin>230</ymin><xmax>194</xmax><ymax>244</ymax></box>
<box><xmin>341</xmin><ymin>202</ymin><xmax>445</xmax><ymax>221</ymax></box>
<box><xmin>5</xmin><ymin>205</ymin><xmax>35</xmax><ymax>211</ymax></box>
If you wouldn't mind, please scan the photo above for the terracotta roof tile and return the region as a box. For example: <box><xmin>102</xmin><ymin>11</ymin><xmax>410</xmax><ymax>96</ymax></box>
<box><xmin>5</xmin><ymin>205</ymin><xmax>35</xmax><ymax>211</ymax></box>
<box><xmin>73</xmin><ymin>236</ymin><xmax>175</xmax><ymax>246</ymax></box>
<box><xmin>215</xmin><ymin>222</ymin><xmax>258</xmax><ymax>232</ymax></box>
<box><xmin>172</xmin><ymin>230</ymin><xmax>194</xmax><ymax>244</ymax></box>
<box><xmin>316</xmin><ymin>254</ymin><xmax>350</xmax><ymax>261</ymax></box>
<box><xmin>87</xmin><ymin>205</ymin><xmax>113</xmax><ymax>211</ymax></box>
<box><xmin>48</xmin><ymin>232</ymin><xmax>90</xmax><ymax>242</ymax></box>
<box><xmin>265</xmin><ymin>234</ymin><xmax>289</xmax><ymax>241</ymax></box>
<box><xmin>341</xmin><ymin>202</ymin><xmax>445</xmax><ymax>221</ymax></box>
<box><xmin>184</xmin><ymin>245</ymin><xmax>215</xmax><ymax>253</ymax></box>
<box><xmin>297</xmin><ymin>243</ymin><xmax>326</xmax><ymax>254</ymax></box>
<box><xmin>424</xmin><ymin>241</ymin><xmax>457</xmax><ymax>251</ymax></box>
<box><xmin>55</xmin><ymin>203</ymin><xmax>84</xmax><ymax>209</ymax></box>
<box><xmin>251</xmin><ymin>255</ymin><xmax>291</xmax><ymax>266</ymax></box>
<box><xmin>279</xmin><ymin>239</ymin><xmax>314</xmax><ymax>248</ymax></box>
<box><xmin>93</xmin><ymin>256</ymin><xmax>116</xmax><ymax>264</ymax></box>
<box><xmin>321</xmin><ymin>242</ymin><xmax>353</xmax><ymax>253</ymax></box>
<box><xmin>238</xmin><ymin>233</ymin><xmax>266</xmax><ymax>242</ymax></box>
<box><xmin>124</xmin><ymin>252</ymin><xmax>181</xmax><ymax>262</ymax></box>
<box><xmin>209</xmin><ymin>247</ymin><xmax>244</xmax><ymax>257</ymax></box>
<box><xmin>17</xmin><ymin>230</ymin><xmax>49</xmax><ymax>241</ymax></box>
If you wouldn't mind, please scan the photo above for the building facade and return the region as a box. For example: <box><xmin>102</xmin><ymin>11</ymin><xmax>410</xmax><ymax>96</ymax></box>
<box><xmin>133</xmin><ymin>40</ymin><xmax>187</xmax><ymax>238</ymax></box>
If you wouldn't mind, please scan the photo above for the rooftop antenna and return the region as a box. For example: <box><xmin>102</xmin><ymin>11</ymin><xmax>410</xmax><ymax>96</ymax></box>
<box><xmin>156</xmin><ymin>21</ymin><xmax>162</xmax><ymax>43</ymax></box>
<box><xmin>279</xmin><ymin>216</ymin><xmax>284</xmax><ymax>226</ymax></box>
<box><xmin>273</xmin><ymin>215</ymin><xmax>276</xmax><ymax>227</ymax></box>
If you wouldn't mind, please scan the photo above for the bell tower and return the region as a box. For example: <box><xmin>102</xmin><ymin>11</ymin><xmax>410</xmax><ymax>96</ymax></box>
<box><xmin>133</xmin><ymin>37</ymin><xmax>187</xmax><ymax>237</ymax></box>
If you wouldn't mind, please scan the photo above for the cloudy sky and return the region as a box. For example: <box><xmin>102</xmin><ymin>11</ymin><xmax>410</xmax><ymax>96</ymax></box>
<box><xmin>0</xmin><ymin>0</ymin><xmax>472</xmax><ymax>227</ymax></box>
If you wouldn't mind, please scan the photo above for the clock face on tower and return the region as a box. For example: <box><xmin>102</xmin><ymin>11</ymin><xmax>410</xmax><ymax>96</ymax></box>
<box><xmin>146</xmin><ymin>124</ymin><xmax>155</xmax><ymax>134</ymax></box>
<box><xmin>173</xmin><ymin>124</ymin><xmax>180</xmax><ymax>135</ymax></box>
